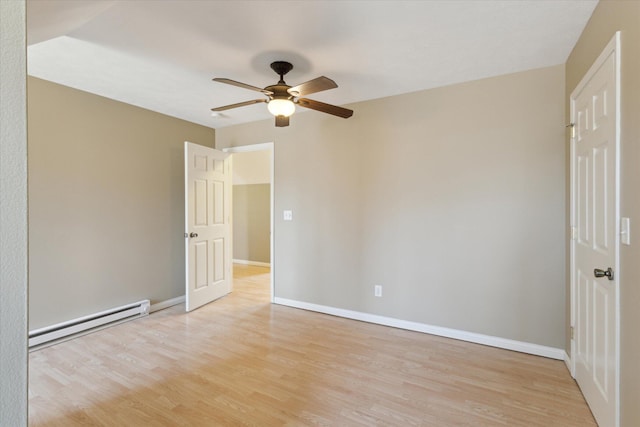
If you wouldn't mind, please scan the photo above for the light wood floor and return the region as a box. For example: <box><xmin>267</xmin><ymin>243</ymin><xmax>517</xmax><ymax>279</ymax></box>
<box><xmin>29</xmin><ymin>264</ymin><xmax>596</xmax><ymax>426</ymax></box>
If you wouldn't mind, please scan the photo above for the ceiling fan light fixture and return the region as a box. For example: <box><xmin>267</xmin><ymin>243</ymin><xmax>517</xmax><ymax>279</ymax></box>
<box><xmin>267</xmin><ymin>99</ymin><xmax>295</xmax><ymax>117</ymax></box>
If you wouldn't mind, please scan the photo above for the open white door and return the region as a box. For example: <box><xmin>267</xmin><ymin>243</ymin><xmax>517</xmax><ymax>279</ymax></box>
<box><xmin>570</xmin><ymin>33</ymin><xmax>620</xmax><ymax>427</ymax></box>
<box><xmin>185</xmin><ymin>141</ymin><xmax>232</xmax><ymax>312</ymax></box>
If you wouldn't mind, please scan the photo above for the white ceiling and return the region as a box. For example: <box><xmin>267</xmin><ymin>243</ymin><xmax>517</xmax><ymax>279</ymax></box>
<box><xmin>27</xmin><ymin>0</ymin><xmax>598</xmax><ymax>129</ymax></box>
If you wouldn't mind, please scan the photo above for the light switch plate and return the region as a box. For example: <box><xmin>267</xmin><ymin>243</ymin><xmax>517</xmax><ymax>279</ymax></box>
<box><xmin>621</xmin><ymin>217</ymin><xmax>630</xmax><ymax>245</ymax></box>
<box><xmin>283</xmin><ymin>210</ymin><xmax>293</xmax><ymax>221</ymax></box>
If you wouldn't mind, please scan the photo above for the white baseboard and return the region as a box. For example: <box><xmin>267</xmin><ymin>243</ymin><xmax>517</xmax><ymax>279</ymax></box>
<box><xmin>274</xmin><ymin>297</ymin><xmax>565</xmax><ymax>360</ymax></box>
<box><xmin>564</xmin><ymin>351</ymin><xmax>574</xmax><ymax>376</ymax></box>
<box><xmin>150</xmin><ymin>296</ymin><xmax>185</xmax><ymax>313</ymax></box>
<box><xmin>233</xmin><ymin>259</ymin><xmax>271</xmax><ymax>267</ymax></box>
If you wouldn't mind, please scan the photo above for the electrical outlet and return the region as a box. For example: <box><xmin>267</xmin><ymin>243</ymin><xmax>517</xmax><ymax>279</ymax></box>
<box><xmin>374</xmin><ymin>285</ymin><xmax>382</xmax><ymax>297</ymax></box>
<box><xmin>283</xmin><ymin>210</ymin><xmax>293</xmax><ymax>221</ymax></box>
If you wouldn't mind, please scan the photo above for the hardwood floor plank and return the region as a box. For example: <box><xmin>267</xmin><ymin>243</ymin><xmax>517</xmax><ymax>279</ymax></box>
<box><xmin>29</xmin><ymin>264</ymin><xmax>596</xmax><ymax>426</ymax></box>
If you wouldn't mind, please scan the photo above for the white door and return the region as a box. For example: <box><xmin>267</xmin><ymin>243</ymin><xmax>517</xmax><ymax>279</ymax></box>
<box><xmin>185</xmin><ymin>141</ymin><xmax>232</xmax><ymax>312</ymax></box>
<box><xmin>571</xmin><ymin>33</ymin><xmax>620</xmax><ymax>427</ymax></box>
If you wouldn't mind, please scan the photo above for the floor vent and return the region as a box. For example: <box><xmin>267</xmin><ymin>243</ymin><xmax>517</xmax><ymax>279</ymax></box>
<box><xmin>29</xmin><ymin>300</ymin><xmax>150</xmax><ymax>349</ymax></box>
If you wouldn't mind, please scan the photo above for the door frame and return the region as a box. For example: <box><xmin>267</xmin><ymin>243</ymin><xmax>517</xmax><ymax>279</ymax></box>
<box><xmin>223</xmin><ymin>142</ymin><xmax>275</xmax><ymax>303</ymax></box>
<box><xmin>569</xmin><ymin>31</ymin><xmax>621</xmax><ymax>426</ymax></box>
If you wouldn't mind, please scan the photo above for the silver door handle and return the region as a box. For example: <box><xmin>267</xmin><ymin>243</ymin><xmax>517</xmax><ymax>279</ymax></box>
<box><xmin>189</xmin><ymin>232</ymin><xmax>198</xmax><ymax>238</ymax></box>
<box><xmin>594</xmin><ymin>267</ymin><xmax>614</xmax><ymax>280</ymax></box>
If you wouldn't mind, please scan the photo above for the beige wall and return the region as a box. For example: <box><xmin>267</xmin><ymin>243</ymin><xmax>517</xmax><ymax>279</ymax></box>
<box><xmin>565</xmin><ymin>1</ymin><xmax>640</xmax><ymax>425</ymax></box>
<box><xmin>232</xmin><ymin>149</ymin><xmax>271</xmax><ymax>185</ymax></box>
<box><xmin>28</xmin><ymin>77</ymin><xmax>215</xmax><ymax>329</ymax></box>
<box><xmin>231</xmin><ymin>149</ymin><xmax>271</xmax><ymax>263</ymax></box>
<box><xmin>217</xmin><ymin>64</ymin><xmax>566</xmax><ymax>348</ymax></box>
<box><xmin>233</xmin><ymin>184</ymin><xmax>271</xmax><ymax>263</ymax></box>
<box><xmin>0</xmin><ymin>0</ymin><xmax>28</xmax><ymax>424</ymax></box>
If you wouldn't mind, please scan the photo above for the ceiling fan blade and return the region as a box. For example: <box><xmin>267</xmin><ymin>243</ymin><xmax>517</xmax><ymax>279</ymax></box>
<box><xmin>211</xmin><ymin>99</ymin><xmax>266</xmax><ymax>112</ymax></box>
<box><xmin>296</xmin><ymin>98</ymin><xmax>353</xmax><ymax>118</ymax></box>
<box><xmin>213</xmin><ymin>78</ymin><xmax>273</xmax><ymax>95</ymax></box>
<box><xmin>288</xmin><ymin>76</ymin><xmax>337</xmax><ymax>97</ymax></box>
<box><xmin>275</xmin><ymin>115</ymin><xmax>289</xmax><ymax>127</ymax></box>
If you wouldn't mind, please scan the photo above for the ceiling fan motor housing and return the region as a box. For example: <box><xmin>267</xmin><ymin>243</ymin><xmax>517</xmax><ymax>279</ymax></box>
<box><xmin>265</xmin><ymin>84</ymin><xmax>293</xmax><ymax>101</ymax></box>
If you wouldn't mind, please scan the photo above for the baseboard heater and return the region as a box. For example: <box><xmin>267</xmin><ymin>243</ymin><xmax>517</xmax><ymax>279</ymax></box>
<box><xmin>29</xmin><ymin>299</ymin><xmax>150</xmax><ymax>348</ymax></box>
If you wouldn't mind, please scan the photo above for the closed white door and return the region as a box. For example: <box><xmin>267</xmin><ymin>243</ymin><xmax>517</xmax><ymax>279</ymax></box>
<box><xmin>185</xmin><ymin>142</ymin><xmax>232</xmax><ymax>312</ymax></box>
<box><xmin>571</xmin><ymin>33</ymin><xmax>619</xmax><ymax>427</ymax></box>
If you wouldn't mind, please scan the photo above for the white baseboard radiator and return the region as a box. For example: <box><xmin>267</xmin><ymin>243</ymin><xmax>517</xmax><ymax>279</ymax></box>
<box><xmin>29</xmin><ymin>299</ymin><xmax>150</xmax><ymax>348</ymax></box>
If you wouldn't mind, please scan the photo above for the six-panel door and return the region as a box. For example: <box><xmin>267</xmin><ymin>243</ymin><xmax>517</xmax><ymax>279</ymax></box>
<box><xmin>572</xmin><ymin>44</ymin><xmax>618</xmax><ymax>427</ymax></box>
<box><xmin>185</xmin><ymin>142</ymin><xmax>231</xmax><ymax>312</ymax></box>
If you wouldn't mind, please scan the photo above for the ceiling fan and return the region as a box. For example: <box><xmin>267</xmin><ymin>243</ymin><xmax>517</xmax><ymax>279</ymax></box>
<box><xmin>211</xmin><ymin>61</ymin><xmax>354</xmax><ymax>127</ymax></box>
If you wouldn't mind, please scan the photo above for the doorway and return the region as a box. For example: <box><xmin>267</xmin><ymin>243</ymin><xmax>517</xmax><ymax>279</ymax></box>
<box><xmin>224</xmin><ymin>143</ymin><xmax>274</xmax><ymax>302</ymax></box>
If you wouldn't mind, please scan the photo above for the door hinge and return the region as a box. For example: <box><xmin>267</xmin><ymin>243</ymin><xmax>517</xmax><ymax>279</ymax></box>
<box><xmin>570</xmin><ymin>226</ymin><xmax>577</xmax><ymax>241</ymax></box>
<box><xmin>566</xmin><ymin>122</ymin><xmax>575</xmax><ymax>138</ymax></box>
<box><xmin>571</xmin><ymin>326</ymin><xmax>574</xmax><ymax>340</ymax></box>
